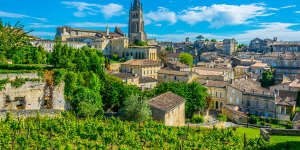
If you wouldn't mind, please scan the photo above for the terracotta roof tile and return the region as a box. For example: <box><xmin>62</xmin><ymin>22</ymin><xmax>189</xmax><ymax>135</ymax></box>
<box><xmin>148</xmin><ymin>92</ymin><xmax>186</xmax><ymax>112</ymax></box>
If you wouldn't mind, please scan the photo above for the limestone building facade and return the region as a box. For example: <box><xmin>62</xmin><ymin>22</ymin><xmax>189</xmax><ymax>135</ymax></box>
<box><xmin>120</xmin><ymin>59</ymin><xmax>162</xmax><ymax>79</ymax></box>
<box><xmin>128</xmin><ymin>0</ymin><xmax>147</xmax><ymax>43</ymax></box>
<box><xmin>0</xmin><ymin>73</ymin><xmax>67</xmax><ymax>111</ymax></box>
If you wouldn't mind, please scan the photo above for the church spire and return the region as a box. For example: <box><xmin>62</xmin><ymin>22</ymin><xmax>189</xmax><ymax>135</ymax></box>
<box><xmin>133</xmin><ymin>0</ymin><xmax>141</xmax><ymax>10</ymax></box>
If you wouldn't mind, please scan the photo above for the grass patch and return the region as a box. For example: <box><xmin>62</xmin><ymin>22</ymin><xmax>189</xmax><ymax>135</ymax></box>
<box><xmin>270</xmin><ymin>136</ymin><xmax>300</xmax><ymax>145</ymax></box>
<box><xmin>235</xmin><ymin>127</ymin><xmax>260</xmax><ymax>139</ymax></box>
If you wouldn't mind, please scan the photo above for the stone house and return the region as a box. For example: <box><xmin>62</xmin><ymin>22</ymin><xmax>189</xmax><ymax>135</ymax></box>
<box><xmin>249</xmin><ymin>62</ymin><xmax>270</xmax><ymax>76</ymax></box>
<box><xmin>0</xmin><ymin>73</ymin><xmax>67</xmax><ymax>111</ymax></box>
<box><xmin>120</xmin><ymin>59</ymin><xmax>162</xmax><ymax>79</ymax></box>
<box><xmin>193</xmin><ymin>67</ymin><xmax>234</xmax><ymax>82</ymax></box>
<box><xmin>198</xmin><ymin>79</ymin><xmax>228</xmax><ymax>111</ymax></box>
<box><xmin>108</xmin><ymin>72</ymin><xmax>157</xmax><ymax>90</ymax></box>
<box><xmin>148</xmin><ymin>92</ymin><xmax>186</xmax><ymax>126</ymax></box>
<box><xmin>157</xmin><ymin>69</ymin><xmax>198</xmax><ymax>83</ymax></box>
<box><xmin>223</xmin><ymin>38</ymin><xmax>237</xmax><ymax>55</ymax></box>
<box><xmin>108</xmin><ymin>72</ymin><xmax>139</xmax><ymax>86</ymax></box>
<box><xmin>138</xmin><ymin>77</ymin><xmax>157</xmax><ymax>90</ymax></box>
<box><xmin>234</xmin><ymin>66</ymin><xmax>250</xmax><ymax>79</ymax></box>
<box><xmin>227</xmin><ymin>78</ymin><xmax>277</xmax><ymax>118</ymax></box>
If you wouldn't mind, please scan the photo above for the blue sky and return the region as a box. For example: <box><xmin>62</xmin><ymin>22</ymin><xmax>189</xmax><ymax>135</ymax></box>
<box><xmin>1</xmin><ymin>0</ymin><xmax>300</xmax><ymax>43</ymax></box>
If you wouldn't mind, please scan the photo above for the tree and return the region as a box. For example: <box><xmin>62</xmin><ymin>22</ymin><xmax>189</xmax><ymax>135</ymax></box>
<box><xmin>205</xmin><ymin>38</ymin><xmax>209</xmax><ymax>42</ymax></box>
<box><xmin>179</xmin><ymin>52</ymin><xmax>193</xmax><ymax>68</ymax></box>
<box><xmin>160</xmin><ymin>51</ymin><xmax>167</xmax><ymax>66</ymax></box>
<box><xmin>120</xmin><ymin>94</ymin><xmax>151</xmax><ymax>122</ymax></box>
<box><xmin>71</xmin><ymin>87</ymin><xmax>103</xmax><ymax>118</ymax></box>
<box><xmin>149</xmin><ymin>82</ymin><xmax>208</xmax><ymax>118</ymax></box>
<box><xmin>211</xmin><ymin>39</ymin><xmax>217</xmax><ymax>42</ymax></box>
<box><xmin>196</xmin><ymin>35</ymin><xmax>204</xmax><ymax>41</ymax></box>
<box><xmin>165</xmin><ymin>47</ymin><xmax>173</xmax><ymax>51</ymax></box>
<box><xmin>260</xmin><ymin>70</ymin><xmax>275</xmax><ymax>87</ymax></box>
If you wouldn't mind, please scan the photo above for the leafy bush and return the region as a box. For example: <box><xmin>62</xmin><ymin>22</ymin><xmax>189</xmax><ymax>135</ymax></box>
<box><xmin>53</xmin><ymin>69</ymin><xmax>65</xmax><ymax>85</ymax></box>
<box><xmin>10</xmin><ymin>77</ymin><xmax>28</xmax><ymax>88</ymax></box>
<box><xmin>260</xmin><ymin>121</ymin><xmax>266</xmax><ymax>126</ymax></box>
<box><xmin>217</xmin><ymin>114</ymin><xmax>227</xmax><ymax>122</ymax></box>
<box><xmin>0</xmin><ymin>64</ymin><xmax>52</xmax><ymax>70</ymax></box>
<box><xmin>191</xmin><ymin>115</ymin><xmax>204</xmax><ymax>123</ymax></box>
<box><xmin>0</xmin><ymin>78</ymin><xmax>9</xmax><ymax>90</ymax></box>
<box><xmin>249</xmin><ymin>115</ymin><xmax>258</xmax><ymax>124</ymax></box>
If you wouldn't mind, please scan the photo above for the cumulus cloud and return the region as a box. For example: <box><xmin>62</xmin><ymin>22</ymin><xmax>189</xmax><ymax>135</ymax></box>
<box><xmin>144</xmin><ymin>7</ymin><xmax>177</xmax><ymax>25</ymax></box>
<box><xmin>178</xmin><ymin>4</ymin><xmax>272</xmax><ymax>27</ymax></box>
<box><xmin>68</xmin><ymin>22</ymin><xmax>127</xmax><ymax>28</ymax></box>
<box><xmin>62</xmin><ymin>1</ymin><xmax>124</xmax><ymax>19</ymax></box>
<box><xmin>295</xmin><ymin>11</ymin><xmax>300</xmax><ymax>14</ymax></box>
<box><xmin>0</xmin><ymin>11</ymin><xmax>46</xmax><ymax>22</ymax></box>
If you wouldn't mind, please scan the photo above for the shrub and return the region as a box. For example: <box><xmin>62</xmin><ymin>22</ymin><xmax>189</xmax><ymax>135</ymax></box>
<box><xmin>191</xmin><ymin>115</ymin><xmax>204</xmax><ymax>123</ymax></box>
<box><xmin>248</xmin><ymin>115</ymin><xmax>258</xmax><ymax>124</ymax></box>
<box><xmin>260</xmin><ymin>121</ymin><xmax>266</xmax><ymax>126</ymax></box>
<box><xmin>217</xmin><ymin>114</ymin><xmax>227</xmax><ymax>122</ymax></box>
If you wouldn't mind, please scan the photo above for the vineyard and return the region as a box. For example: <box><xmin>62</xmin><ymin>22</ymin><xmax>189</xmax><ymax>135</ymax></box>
<box><xmin>0</xmin><ymin>112</ymin><xmax>269</xmax><ymax>150</ymax></box>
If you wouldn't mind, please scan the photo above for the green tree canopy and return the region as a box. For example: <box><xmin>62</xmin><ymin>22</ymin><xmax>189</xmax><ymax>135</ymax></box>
<box><xmin>179</xmin><ymin>52</ymin><xmax>193</xmax><ymax>67</ymax></box>
<box><xmin>211</xmin><ymin>39</ymin><xmax>217</xmax><ymax>42</ymax></box>
<box><xmin>260</xmin><ymin>70</ymin><xmax>275</xmax><ymax>87</ymax></box>
<box><xmin>196</xmin><ymin>35</ymin><xmax>204</xmax><ymax>41</ymax></box>
<box><xmin>148</xmin><ymin>82</ymin><xmax>208</xmax><ymax>118</ymax></box>
<box><xmin>120</xmin><ymin>94</ymin><xmax>152</xmax><ymax>122</ymax></box>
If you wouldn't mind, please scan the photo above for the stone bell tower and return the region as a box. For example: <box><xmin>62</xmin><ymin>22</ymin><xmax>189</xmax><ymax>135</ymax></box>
<box><xmin>128</xmin><ymin>0</ymin><xmax>147</xmax><ymax>43</ymax></box>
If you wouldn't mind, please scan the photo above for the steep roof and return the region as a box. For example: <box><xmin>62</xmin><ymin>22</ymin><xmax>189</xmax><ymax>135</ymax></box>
<box><xmin>148</xmin><ymin>92</ymin><xmax>186</xmax><ymax>112</ymax></box>
<box><xmin>158</xmin><ymin>68</ymin><xmax>191</xmax><ymax>76</ymax></box>
<box><xmin>197</xmin><ymin>79</ymin><xmax>228</xmax><ymax>88</ymax></box>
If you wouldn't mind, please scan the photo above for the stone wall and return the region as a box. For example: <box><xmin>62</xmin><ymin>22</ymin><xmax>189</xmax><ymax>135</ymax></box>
<box><xmin>0</xmin><ymin>109</ymin><xmax>62</xmax><ymax>118</ymax></box>
<box><xmin>164</xmin><ymin>103</ymin><xmax>185</xmax><ymax>127</ymax></box>
<box><xmin>223</xmin><ymin>105</ymin><xmax>248</xmax><ymax>123</ymax></box>
<box><xmin>260</xmin><ymin>128</ymin><xmax>300</xmax><ymax>141</ymax></box>
<box><xmin>0</xmin><ymin>72</ymin><xmax>40</xmax><ymax>80</ymax></box>
<box><xmin>0</xmin><ymin>78</ymin><xmax>68</xmax><ymax>111</ymax></box>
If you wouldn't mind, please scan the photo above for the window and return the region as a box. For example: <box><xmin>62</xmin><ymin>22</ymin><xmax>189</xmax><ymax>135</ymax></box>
<box><xmin>220</xmin><ymin>92</ymin><xmax>222</xmax><ymax>98</ymax></box>
<box><xmin>230</xmin><ymin>97</ymin><xmax>233</xmax><ymax>103</ymax></box>
<box><xmin>164</xmin><ymin>75</ymin><xmax>167</xmax><ymax>79</ymax></box>
<box><xmin>236</xmin><ymin>98</ymin><xmax>239</xmax><ymax>105</ymax></box>
<box><xmin>174</xmin><ymin>76</ymin><xmax>178</xmax><ymax>81</ymax></box>
<box><xmin>216</xmin><ymin>92</ymin><xmax>218</xmax><ymax>98</ymax></box>
<box><xmin>232</xmin><ymin>89</ymin><xmax>235</xmax><ymax>94</ymax></box>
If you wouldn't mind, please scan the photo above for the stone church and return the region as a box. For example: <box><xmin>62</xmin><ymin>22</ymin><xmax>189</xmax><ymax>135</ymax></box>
<box><xmin>128</xmin><ymin>0</ymin><xmax>147</xmax><ymax>43</ymax></box>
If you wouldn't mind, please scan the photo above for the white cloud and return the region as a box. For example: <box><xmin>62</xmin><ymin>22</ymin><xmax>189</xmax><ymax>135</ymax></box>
<box><xmin>148</xmin><ymin>32</ymin><xmax>227</xmax><ymax>42</ymax></box>
<box><xmin>0</xmin><ymin>11</ymin><xmax>46</xmax><ymax>22</ymax></box>
<box><xmin>178</xmin><ymin>4</ymin><xmax>272</xmax><ymax>27</ymax></box>
<box><xmin>62</xmin><ymin>1</ymin><xmax>124</xmax><ymax>19</ymax></box>
<box><xmin>29</xmin><ymin>31</ymin><xmax>55</xmax><ymax>36</ymax></box>
<box><xmin>28</xmin><ymin>23</ymin><xmax>57</xmax><ymax>28</ymax></box>
<box><xmin>295</xmin><ymin>11</ymin><xmax>300</xmax><ymax>14</ymax></box>
<box><xmin>155</xmin><ymin>24</ymin><xmax>162</xmax><ymax>27</ymax></box>
<box><xmin>281</xmin><ymin>5</ymin><xmax>296</xmax><ymax>9</ymax></box>
<box><xmin>149</xmin><ymin>22</ymin><xmax>300</xmax><ymax>43</ymax></box>
<box><xmin>268</xmin><ymin>8</ymin><xmax>279</xmax><ymax>11</ymax></box>
<box><xmin>234</xmin><ymin>22</ymin><xmax>300</xmax><ymax>42</ymax></box>
<box><xmin>68</xmin><ymin>22</ymin><xmax>127</xmax><ymax>28</ymax></box>
<box><xmin>144</xmin><ymin>7</ymin><xmax>177</xmax><ymax>25</ymax></box>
